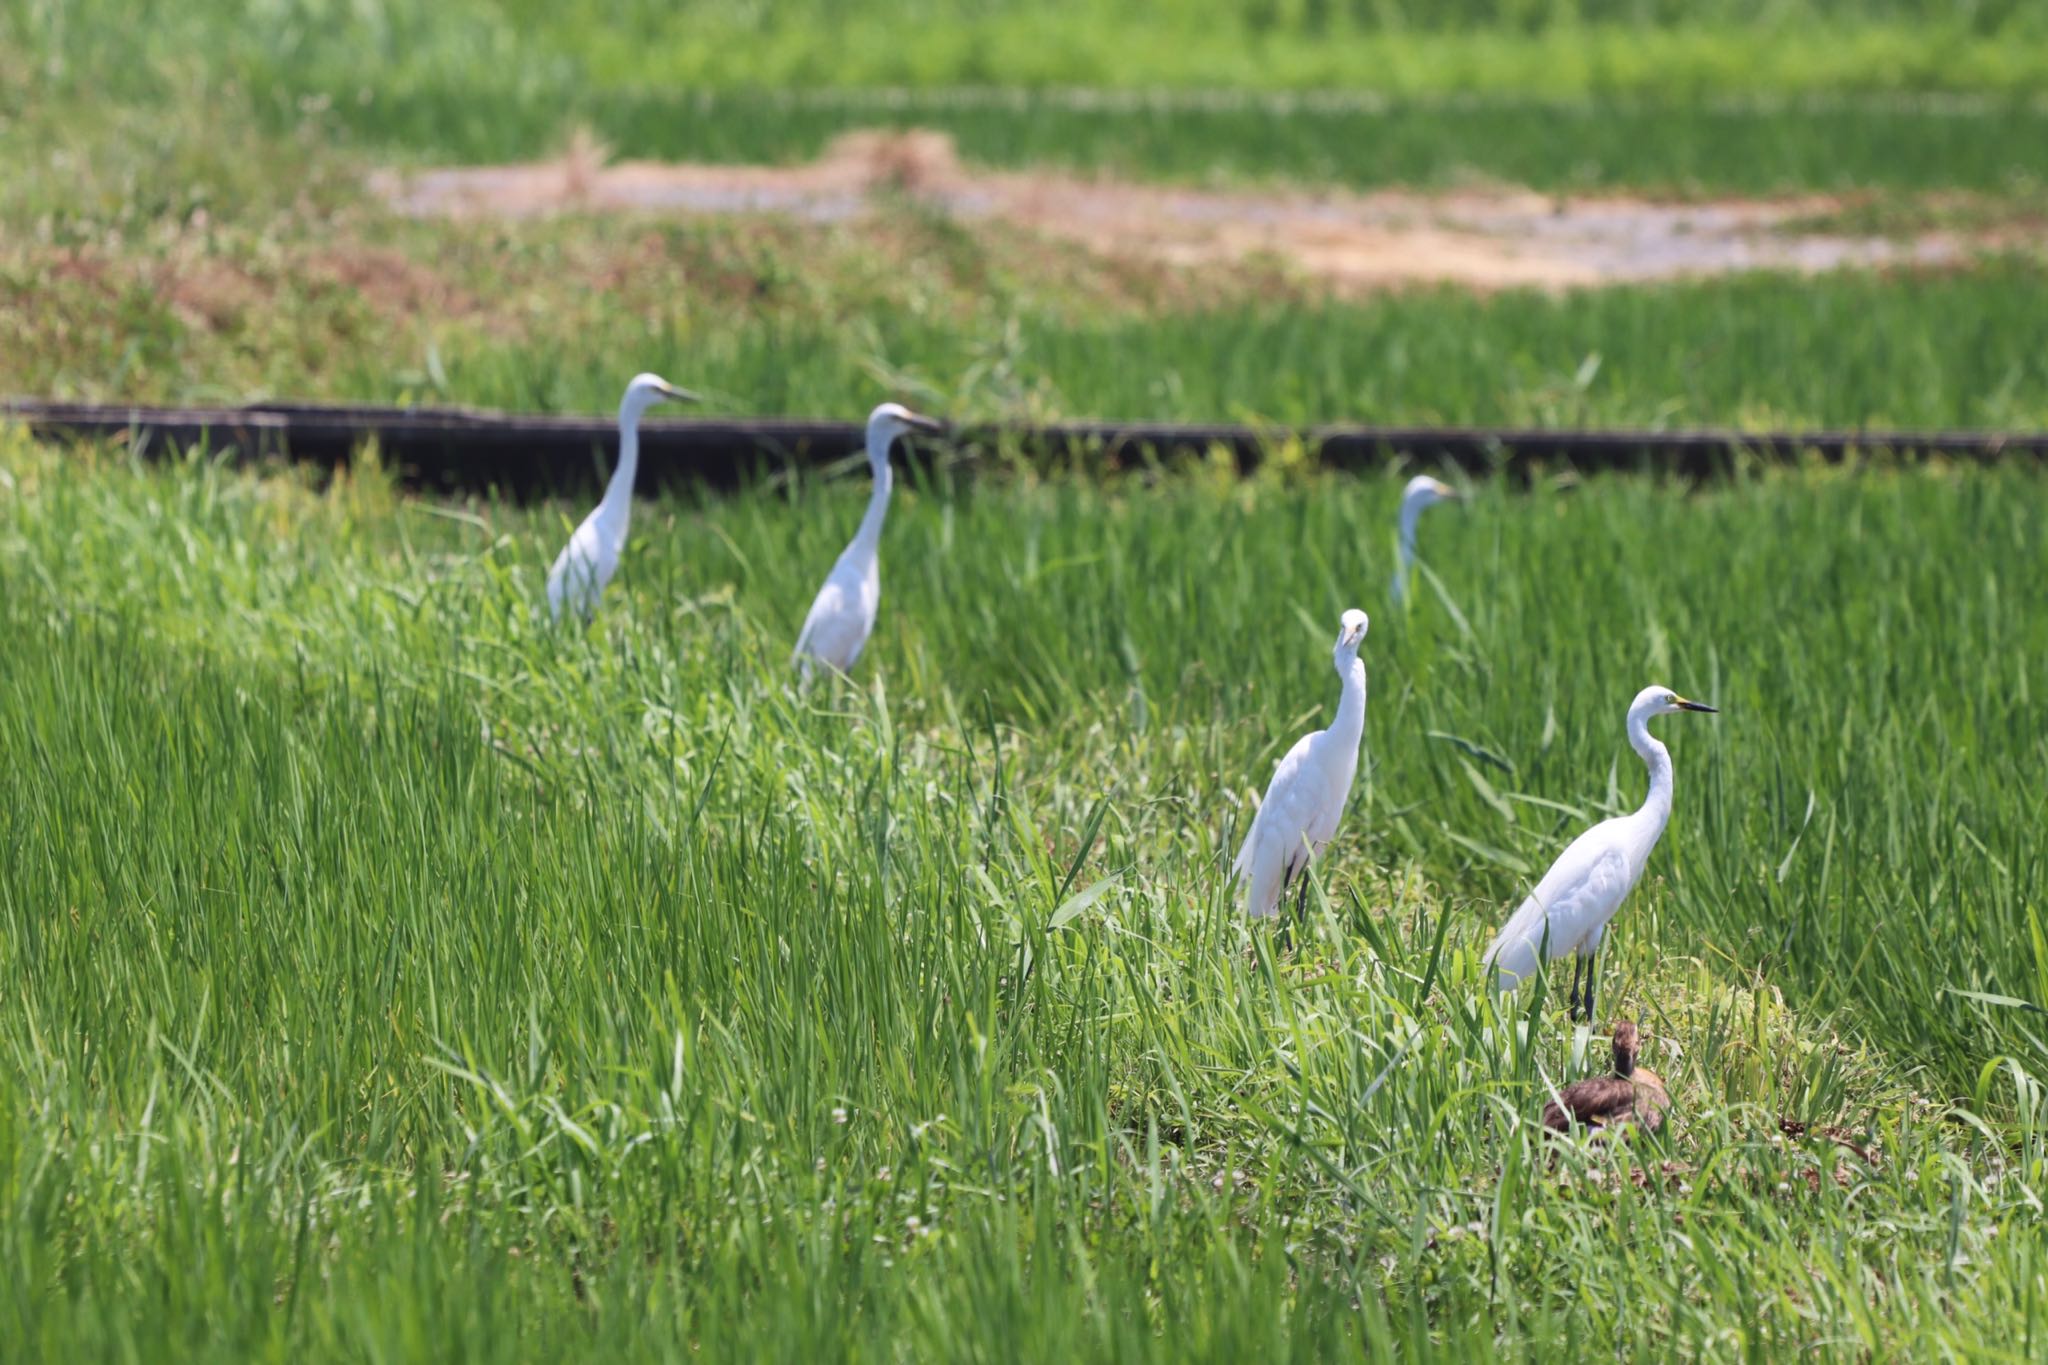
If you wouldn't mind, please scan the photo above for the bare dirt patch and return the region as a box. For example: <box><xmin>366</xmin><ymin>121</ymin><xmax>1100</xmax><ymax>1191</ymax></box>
<box><xmin>53</xmin><ymin>239</ymin><xmax>482</xmax><ymax>334</ymax></box>
<box><xmin>372</xmin><ymin>129</ymin><xmax>1996</xmax><ymax>293</ymax></box>
<box><xmin>303</xmin><ymin>245</ymin><xmax>482</xmax><ymax>323</ymax></box>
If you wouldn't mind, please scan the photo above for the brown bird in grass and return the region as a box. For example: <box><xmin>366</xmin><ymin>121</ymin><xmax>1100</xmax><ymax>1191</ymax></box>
<box><xmin>1542</xmin><ymin>1020</ymin><xmax>1670</xmax><ymax>1138</ymax></box>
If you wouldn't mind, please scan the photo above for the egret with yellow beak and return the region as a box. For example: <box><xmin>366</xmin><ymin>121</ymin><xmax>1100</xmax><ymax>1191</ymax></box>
<box><xmin>792</xmin><ymin>402</ymin><xmax>945</xmax><ymax>684</ymax></box>
<box><xmin>1232</xmin><ymin>609</ymin><xmax>1371</xmax><ymax>919</ymax></box>
<box><xmin>1484</xmin><ymin>685</ymin><xmax>1718</xmax><ymax>1020</ymax></box>
<box><xmin>546</xmin><ymin>372</ymin><xmax>699</xmax><ymax>620</ymax></box>
<box><xmin>1391</xmin><ymin>474</ymin><xmax>1459</xmax><ymax>607</ymax></box>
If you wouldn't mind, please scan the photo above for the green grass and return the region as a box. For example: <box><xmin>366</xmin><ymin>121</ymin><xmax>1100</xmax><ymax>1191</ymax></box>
<box><xmin>8</xmin><ymin>0</ymin><xmax>2047</xmax><ymax>100</ymax></box>
<box><xmin>12</xmin><ymin>67</ymin><xmax>2048</xmax><ymax>212</ymax></box>
<box><xmin>10</xmin><ymin>213</ymin><xmax>2048</xmax><ymax>430</ymax></box>
<box><xmin>7</xmin><ymin>5</ymin><xmax>2048</xmax><ymax>1347</ymax></box>
<box><xmin>3</xmin><ymin>433</ymin><xmax>2047</xmax><ymax>1357</ymax></box>
<box><xmin>7</xmin><ymin>2</ymin><xmax>2048</xmax><ymax>223</ymax></box>
<box><xmin>342</xmin><ymin>89</ymin><xmax>2048</xmax><ymax>198</ymax></box>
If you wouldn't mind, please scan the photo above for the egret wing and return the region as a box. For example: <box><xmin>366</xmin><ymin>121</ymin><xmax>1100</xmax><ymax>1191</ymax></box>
<box><xmin>1234</xmin><ymin>731</ymin><xmax>1322</xmax><ymax>916</ymax></box>
<box><xmin>547</xmin><ymin>515</ymin><xmax>611</xmax><ymax>618</ymax></box>
<box><xmin>1302</xmin><ymin>731</ymin><xmax>1361</xmax><ymax>846</ymax></box>
<box><xmin>794</xmin><ymin>572</ymin><xmax>871</xmax><ymax>674</ymax></box>
<box><xmin>1484</xmin><ymin>837</ymin><xmax>1632</xmax><ymax>989</ymax></box>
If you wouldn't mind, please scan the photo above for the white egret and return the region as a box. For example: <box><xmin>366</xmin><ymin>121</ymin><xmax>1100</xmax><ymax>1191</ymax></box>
<box><xmin>546</xmin><ymin>372</ymin><xmax>699</xmax><ymax>621</ymax></box>
<box><xmin>791</xmin><ymin>402</ymin><xmax>944</xmax><ymax>684</ymax></box>
<box><xmin>1232</xmin><ymin>608</ymin><xmax>1370</xmax><ymax>919</ymax></box>
<box><xmin>1390</xmin><ymin>474</ymin><xmax>1459</xmax><ymax>607</ymax></box>
<box><xmin>1483</xmin><ymin>685</ymin><xmax>1717</xmax><ymax>1020</ymax></box>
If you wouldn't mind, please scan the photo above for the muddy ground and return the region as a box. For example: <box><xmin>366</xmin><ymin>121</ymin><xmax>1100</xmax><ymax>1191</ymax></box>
<box><xmin>373</xmin><ymin>129</ymin><xmax>2010</xmax><ymax>292</ymax></box>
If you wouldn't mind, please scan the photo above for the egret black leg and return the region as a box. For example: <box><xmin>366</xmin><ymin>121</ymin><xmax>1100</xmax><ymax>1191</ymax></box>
<box><xmin>1269</xmin><ymin>867</ymin><xmax>1297</xmax><ymax>954</ymax></box>
<box><xmin>1568</xmin><ymin>955</ymin><xmax>1585</xmax><ymax>1021</ymax></box>
<box><xmin>1584</xmin><ymin>952</ymin><xmax>1597</xmax><ymax>1025</ymax></box>
<box><xmin>1295</xmin><ymin>870</ymin><xmax>1311</xmax><ymax>923</ymax></box>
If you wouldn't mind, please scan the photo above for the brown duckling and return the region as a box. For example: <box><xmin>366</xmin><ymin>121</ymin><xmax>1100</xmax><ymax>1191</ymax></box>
<box><xmin>1542</xmin><ymin>1020</ymin><xmax>1670</xmax><ymax>1138</ymax></box>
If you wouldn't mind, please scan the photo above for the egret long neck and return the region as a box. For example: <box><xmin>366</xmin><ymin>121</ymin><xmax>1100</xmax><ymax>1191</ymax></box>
<box><xmin>1330</xmin><ymin>652</ymin><xmax>1367</xmax><ymax>747</ymax></box>
<box><xmin>596</xmin><ymin>409</ymin><xmax>643</xmax><ymax>528</ymax></box>
<box><xmin>848</xmin><ymin>436</ymin><xmax>894</xmax><ymax>560</ymax></box>
<box><xmin>1397</xmin><ymin>498</ymin><xmax>1425</xmax><ymax>566</ymax></box>
<box><xmin>1627</xmin><ymin>712</ymin><xmax>1674</xmax><ymax>831</ymax></box>
<box><xmin>1392</xmin><ymin>501</ymin><xmax>1425</xmax><ymax>603</ymax></box>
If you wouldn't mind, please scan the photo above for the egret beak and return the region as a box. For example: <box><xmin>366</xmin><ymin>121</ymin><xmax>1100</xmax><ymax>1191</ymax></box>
<box><xmin>1674</xmin><ymin>698</ymin><xmax>1718</xmax><ymax>713</ymax></box>
<box><xmin>903</xmin><ymin>412</ymin><xmax>946</xmax><ymax>434</ymax></box>
<box><xmin>655</xmin><ymin>382</ymin><xmax>702</xmax><ymax>403</ymax></box>
<box><xmin>1434</xmin><ymin>479</ymin><xmax>1462</xmax><ymax>499</ymax></box>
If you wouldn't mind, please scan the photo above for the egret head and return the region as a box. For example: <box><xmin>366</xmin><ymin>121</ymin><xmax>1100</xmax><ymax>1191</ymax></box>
<box><xmin>1401</xmin><ymin>474</ymin><xmax>1459</xmax><ymax>509</ymax></box>
<box><xmin>866</xmin><ymin>402</ymin><xmax>945</xmax><ymax>458</ymax></box>
<box><xmin>1335</xmin><ymin>608</ymin><xmax>1370</xmax><ymax>655</ymax></box>
<box><xmin>1630</xmin><ymin>684</ymin><xmax>1719</xmax><ymax>721</ymax></box>
<box><xmin>620</xmin><ymin>372</ymin><xmax>699</xmax><ymax>419</ymax></box>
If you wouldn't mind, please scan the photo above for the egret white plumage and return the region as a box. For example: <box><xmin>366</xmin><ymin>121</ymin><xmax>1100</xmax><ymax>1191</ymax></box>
<box><xmin>791</xmin><ymin>402</ymin><xmax>943</xmax><ymax>684</ymax></box>
<box><xmin>1390</xmin><ymin>474</ymin><xmax>1459</xmax><ymax>607</ymax></box>
<box><xmin>1484</xmin><ymin>685</ymin><xmax>1717</xmax><ymax>1020</ymax></box>
<box><xmin>1232</xmin><ymin>609</ymin><xmax>1370</xmax><ymax>918</ymax></box>
<box><xmin>545</xmin><ymin>372</ymin><xmax>699</xmax><ymax>621</ymax></box>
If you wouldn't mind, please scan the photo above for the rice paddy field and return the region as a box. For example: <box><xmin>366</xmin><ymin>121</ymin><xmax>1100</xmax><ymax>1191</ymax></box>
<box><xmin>6</xmin><ymin>0</ymin><xmax>2048</xmax><ymax>1359</ymax></box>
<box><xmin>4</xmin><ymin>439</ymin><xmax>2048</xmax><ymax>1359</ymax></box>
